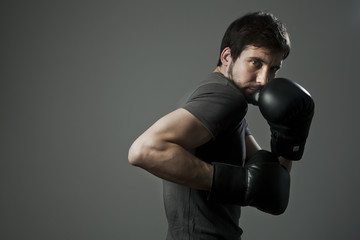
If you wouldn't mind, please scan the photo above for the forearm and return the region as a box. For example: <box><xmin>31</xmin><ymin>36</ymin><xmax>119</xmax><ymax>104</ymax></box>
<box><xmin>129</xmin><ymin>139</ymin><xmax>213</xmax><ymax>191</ymax></box>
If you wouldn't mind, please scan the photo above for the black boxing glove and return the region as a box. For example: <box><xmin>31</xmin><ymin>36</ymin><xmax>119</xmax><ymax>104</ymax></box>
<box><xmin>255</xmin><ymin>78</ymin><xmax>314</xmax><ymax>160</ymax></box>
<box><xmin>208</xmin><ymin>150</ymin><xmax>290</xmax><ymax>215</ymax></box>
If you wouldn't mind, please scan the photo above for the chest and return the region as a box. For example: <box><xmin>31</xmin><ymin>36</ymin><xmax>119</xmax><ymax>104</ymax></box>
<box><xmin>195</xmin><ymin>120</ymin><xmax>246</xmax><ymax>166</ymax></box>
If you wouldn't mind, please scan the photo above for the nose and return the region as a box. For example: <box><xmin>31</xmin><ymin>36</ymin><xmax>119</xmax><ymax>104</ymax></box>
<box><xmin>256</xmin><ymin>69</ymin><xmax>268</xmax><ymax>86</ymax></box>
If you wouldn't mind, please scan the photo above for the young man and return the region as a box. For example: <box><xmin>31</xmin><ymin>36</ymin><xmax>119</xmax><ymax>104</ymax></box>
<box><xmin>128</xmin><ymin>12</ymin><xmax>314</xmax><ymax>239</ymax></box>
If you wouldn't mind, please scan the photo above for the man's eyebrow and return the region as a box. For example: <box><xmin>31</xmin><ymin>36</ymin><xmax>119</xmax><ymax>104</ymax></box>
<box><xmin>248</xmin><ymin>57</ymin><xmax>265</xmax><ymax>62</ymax></box>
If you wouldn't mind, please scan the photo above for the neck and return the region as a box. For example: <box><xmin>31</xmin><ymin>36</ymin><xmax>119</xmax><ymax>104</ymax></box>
<box><xmin>214</xmin><ymin>65</ymin><xmax>231</xmax><ymax>80</ymax></box>
<box><xmin>214</xmin><ymin>65</ymin><xmax>227</xmax><ymax>75</ymax></box>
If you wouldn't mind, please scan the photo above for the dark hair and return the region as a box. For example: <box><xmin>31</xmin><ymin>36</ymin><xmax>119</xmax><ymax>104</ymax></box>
<box><xmin>217</xmin><ymin>12</ymin><xmax>291</xmax><ymax>66</ymax></box>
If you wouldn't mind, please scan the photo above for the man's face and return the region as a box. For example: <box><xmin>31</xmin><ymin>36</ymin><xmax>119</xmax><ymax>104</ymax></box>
<box><xmin>226</xmin><ymin>46</ymin><xmax>284</xmax><ymax>101</ymax></box>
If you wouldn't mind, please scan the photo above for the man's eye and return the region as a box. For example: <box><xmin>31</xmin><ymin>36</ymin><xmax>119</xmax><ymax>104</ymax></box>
<box><xmin>250</xmin><ymin>60</ymin><xmax>261</xmax><ymax>68</ymax></box>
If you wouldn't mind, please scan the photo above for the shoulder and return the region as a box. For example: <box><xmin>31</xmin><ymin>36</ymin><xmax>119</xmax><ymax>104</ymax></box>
<box><xmin>180</xmin><ymin>73</ymin><xmax>248</xmax><ymax>137</ymax></box>
<box><xmin>187</xmin><ymin>73</ymin><xmax>247</xmax><ymax>114</ymax></box>
<box><xmin>186</xmin><ymin>72</ymin><xmax>246</xmax><ymax>107</ymax></box>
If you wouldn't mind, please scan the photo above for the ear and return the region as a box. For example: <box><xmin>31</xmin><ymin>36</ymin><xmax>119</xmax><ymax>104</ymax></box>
<box><xmin>220</xmin><ymin>47</ymin><xmax>232</xmax><ymax>66</ymax></box>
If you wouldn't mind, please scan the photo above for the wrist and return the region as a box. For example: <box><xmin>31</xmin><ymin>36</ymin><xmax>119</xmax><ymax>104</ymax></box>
<box><xmin>278</xmin><ymin>156</ymin><xmax>292</xmax><ymax>172</ymax></box>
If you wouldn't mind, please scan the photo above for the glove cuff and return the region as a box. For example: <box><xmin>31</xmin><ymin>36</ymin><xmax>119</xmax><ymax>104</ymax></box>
<box><xmin>270</xmin><ymin>130</ymin><xmax>306</xmax><ymax>160</ymax></box>
<box><xmin>208</xmin><ymin>162</ymin><xmax>247</xmax><ymax>205</ymax></box>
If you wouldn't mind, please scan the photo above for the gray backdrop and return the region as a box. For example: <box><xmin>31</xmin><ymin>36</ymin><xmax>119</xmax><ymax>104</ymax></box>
<box><xmin>1</xmin><ymin>0</ymin><xmax>359</xmax><ymax>239</ymax></box>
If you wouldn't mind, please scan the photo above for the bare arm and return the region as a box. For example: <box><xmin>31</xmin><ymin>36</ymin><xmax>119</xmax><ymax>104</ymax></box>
<box><xmin>245</xmin><ymin>134</ymin><xmax>261</xmax><ymax>162</ymax></box>
<box><xmin>128</xmin><ymin>108</ymin><xmax>213</xmax><ymax>190</ymax></box>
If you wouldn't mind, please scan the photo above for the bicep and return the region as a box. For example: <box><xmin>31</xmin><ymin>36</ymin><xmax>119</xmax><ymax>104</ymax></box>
<box><xmin>142</xmin><ymin>108</ymin><xmax>212</xmax><ymax>150</ymax></box>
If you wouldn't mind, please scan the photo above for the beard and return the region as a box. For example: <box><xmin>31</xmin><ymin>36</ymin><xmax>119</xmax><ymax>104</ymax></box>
<box><xmin>227</xmin><ymin>61</ymin><xmax>234</xmax><ymax>81</ymax></box>
<box><xmin>227</xmin><ymin>62</ymin><xmax>260</xmax><ymax>102</ymax></box>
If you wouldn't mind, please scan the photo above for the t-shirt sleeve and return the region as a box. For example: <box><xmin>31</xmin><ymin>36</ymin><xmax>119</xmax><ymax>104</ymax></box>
<box><xmin>180</xmin><ymin>83</ymin><xmax>248</xmax><ymax>138</ymax></box>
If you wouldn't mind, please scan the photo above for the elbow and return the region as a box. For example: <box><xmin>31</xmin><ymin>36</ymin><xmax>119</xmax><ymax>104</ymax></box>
<box><xmin>128</xmin><ymin>133</ymin><xmax>170</xmax><ymax>171</ymax></box>
<box><xmin>128</xmin><ymin>139</ymin><xmax>147</xmax><ymax>167</ymax></box>
<box><xmin>128</xmin><ymin>136</ymin><xmax>159</xmax><ymax>168</ymax></box>
<box><xmin>128</xmin><ymin>146</ymin><xmax>137</xmax><ymax>166</ymax></box>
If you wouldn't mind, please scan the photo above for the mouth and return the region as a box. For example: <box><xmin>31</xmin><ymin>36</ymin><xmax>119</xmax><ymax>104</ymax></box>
<box><xmin>247</xmin><ymin>86</ymin><xmax>260</xmax><ymax>93</ymax></box>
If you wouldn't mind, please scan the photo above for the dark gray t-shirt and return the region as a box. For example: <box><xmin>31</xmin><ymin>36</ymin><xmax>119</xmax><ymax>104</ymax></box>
<box><xmin>163</xmin><ymin>72</ymin><xmax>250</xmax><ymax>240</ymax></box>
